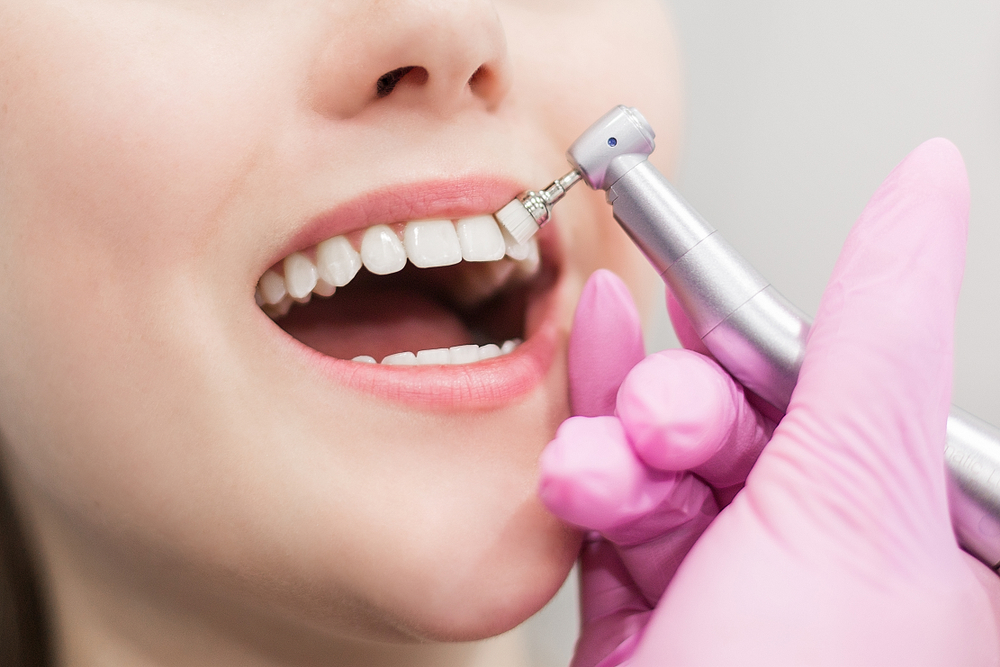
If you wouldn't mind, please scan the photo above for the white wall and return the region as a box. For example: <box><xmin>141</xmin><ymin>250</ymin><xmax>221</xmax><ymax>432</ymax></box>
<box><xmin>658</xmin><ymin>0</ymin><xmax>1000</xmax><ymax>425</ymax></box>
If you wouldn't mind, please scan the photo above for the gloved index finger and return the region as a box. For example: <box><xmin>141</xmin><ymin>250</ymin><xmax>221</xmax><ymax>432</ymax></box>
<box><xmin>570</xmin><ymin>269</ymin><xmax>647</xmax><ymax>417</ymax></box>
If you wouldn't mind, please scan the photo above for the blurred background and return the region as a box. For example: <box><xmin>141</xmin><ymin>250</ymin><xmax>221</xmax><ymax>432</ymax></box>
<box><xmin>523</xmin><ymin>2</ymin><xmax>1000</xmax><ymax>664</ymax></box>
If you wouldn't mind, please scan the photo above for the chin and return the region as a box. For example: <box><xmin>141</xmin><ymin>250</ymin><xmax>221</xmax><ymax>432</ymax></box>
<box><xmin>384</xmin><ymin>500</ymin><xmax>582</xmax><ymax>643</ymax></box>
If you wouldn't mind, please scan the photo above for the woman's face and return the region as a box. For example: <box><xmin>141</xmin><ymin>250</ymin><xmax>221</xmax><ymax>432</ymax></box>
<box><xmin>0</xmin><ymin>0</ymin><xmax>679</xmax><ymax>649</ymax></box>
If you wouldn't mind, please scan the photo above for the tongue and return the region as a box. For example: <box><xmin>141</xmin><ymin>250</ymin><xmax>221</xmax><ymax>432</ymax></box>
<box><xmin>278</xmin><ymin>284</ymin><xmax>474</xmax><ymax>362</ymax></box>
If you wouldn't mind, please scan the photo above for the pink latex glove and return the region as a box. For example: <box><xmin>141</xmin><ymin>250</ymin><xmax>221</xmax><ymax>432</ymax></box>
<box><xmin>541</xmin><ymin>138</ymin><xmax>1000</xmax><ymax>666</ymax></box>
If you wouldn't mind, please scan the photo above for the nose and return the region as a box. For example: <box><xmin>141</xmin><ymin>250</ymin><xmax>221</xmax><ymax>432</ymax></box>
<box><xmin>310</xmin><ymin>0</ymin><xmax>511</xmax><ymax>119</ymax></box>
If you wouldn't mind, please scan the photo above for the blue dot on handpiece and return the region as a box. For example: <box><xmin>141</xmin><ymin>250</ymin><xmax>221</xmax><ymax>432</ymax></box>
<box><xmin>608</xmin><ymin>137</ymin><xmax>618</xmax><ymax>147</ymax></box>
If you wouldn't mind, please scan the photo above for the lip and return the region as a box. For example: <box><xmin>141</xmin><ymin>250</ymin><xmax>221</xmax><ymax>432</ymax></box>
<box><xmin>258</xmin><ymin>177</ymin><xmax>567</xmax><ymax>410</ymax></box>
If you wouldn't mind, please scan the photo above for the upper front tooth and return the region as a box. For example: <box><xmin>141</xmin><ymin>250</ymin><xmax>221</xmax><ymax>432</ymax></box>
<box><xmin>403</xmin><ymin>220</ymin><xmax>462</xmax><ymax>268</ymax></box>
<box><xmin>283</xmin><ymin>252</ymin><xmax>318</xmax><ymax>299</ymax></box>
<box><xmin>456</xmin><ymin>215</ymin><xmax>505</xmax><ymax>262</ymax></box>
<box><xmin>361</xmin><ymin>225</ymin><xmax>407</xmax><ymax>275</ymax></box>
<box><xmin>316</xmin><ymin>236</ymin><xmax>362</xmax><ymax>286</ymax></box>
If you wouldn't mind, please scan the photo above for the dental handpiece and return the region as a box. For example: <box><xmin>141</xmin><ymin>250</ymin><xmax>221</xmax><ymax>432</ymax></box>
<box><xmin>495</xmin><ymin>105</ymin><xmax>1000</xmax><ymax>570</ymax></box>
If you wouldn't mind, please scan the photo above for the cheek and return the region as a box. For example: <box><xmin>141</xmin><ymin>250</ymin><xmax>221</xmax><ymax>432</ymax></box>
<box><xmin>0</xmin><ymin>8</ymin><xmax>279</xmax><ymax>273</ymax></box>
<box><xmin>0</xmin><ymin>3</ymin><xmax>299</xmax><ymax>474</ymax></box>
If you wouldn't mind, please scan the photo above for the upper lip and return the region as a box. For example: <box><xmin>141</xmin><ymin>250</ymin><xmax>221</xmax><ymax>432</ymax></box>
<box><xmin>262</xmin><ymin>175</ymin><xmax>528</xmax><ymax>275</ymax></box>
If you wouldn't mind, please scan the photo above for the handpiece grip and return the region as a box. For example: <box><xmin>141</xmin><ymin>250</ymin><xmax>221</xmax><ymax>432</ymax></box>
<box><xmin>607</xmin><ymin>159</ymin><xmax>1000</xmax><ymax>569</ymax></box>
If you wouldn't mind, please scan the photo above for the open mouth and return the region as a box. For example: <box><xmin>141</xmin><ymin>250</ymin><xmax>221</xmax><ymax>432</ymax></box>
<box><xmin>255</xmin><ymin>214</ymin><xmax>557</xmax><ymax>368</ymax></box>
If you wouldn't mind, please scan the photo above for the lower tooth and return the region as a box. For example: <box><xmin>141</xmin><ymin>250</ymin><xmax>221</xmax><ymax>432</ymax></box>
<box><xmin>367</xmin><ymin>339</ymin><xmax>521</xmax><ymax>366</ymax></box>
<box><xmin>415</xmin><ymin>348</ymin><xmax>451</xmax><ymax>365</ymax></box>
<box><xmin>478</xmin><ymin>344</ymin><xmax>501</xmax><ymax>360</ymax></box>
<box><xmin>448</xmin><ymin>345</ymin><xmax>481</xmax><ymax>365</ymax></box>
<box><xmin>501</xmin><ymin>339</ymin><xmax>520</xmax><ymax>355</ymax></box>
<box><xmin>381</xmin><ymin>351</ymin><xmax>417</xmax><ymax>365</ymax></box>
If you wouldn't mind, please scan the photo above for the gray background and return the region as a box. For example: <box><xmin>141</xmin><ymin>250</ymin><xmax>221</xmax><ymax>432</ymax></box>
<box><xmin>524</xmin><ymin>2</ymin><xmax>1000</xmax><ymax>664</ymax></box>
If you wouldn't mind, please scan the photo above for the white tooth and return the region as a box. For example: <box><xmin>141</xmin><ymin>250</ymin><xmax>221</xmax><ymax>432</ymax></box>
<box><xmin>316</xmin><ymin>236</ymin><xmax>362</xmax><ymax>287</ymax></box>
<box><xmin>264</xmin><ymin>294</ymin><xmax>294</xmax><ymax>319</ymax></box>
<box><xmin>403</xmin><ymin>219</ymin><xmax>462</xmax><ymax>268</ymax></box>
<box><xmin>292</xmin><ymin>292</ymin><xmax>312</xmax><ymax>305</ymax></box>
<box><xmin>283</xmin><ymin>252</ymin><xmax>318</xmax><ymax>299</ymax></box>
<box><xmin>361</xmin><ymin>225</ymin><xmax>407</xmax><ymax>275</ymax></box>
<box><xmin>504</xmin><ymin>234</ymin><xmax>535</xmax><ymax>261</ymax></box>
<box><xmin>313</xmin><ymin>278</ymin><xmax>337</xmax><ymax>297</ymax></box>
<box><xmin>352</xmin><ymin>355</ymin><xmax>377</xmax><ymax>364</ymax></box>
<box><xmin>514</xmin><ymin>237</ymin><xmax>540</xmax><ymax>276</ymax></box>
<box><xmin>456</xmin><ymin>215</ymin><xmax>505</xmax><ymax>262</ymax></box>
<box><xmin>501</xmin><ymin>339</ymin><xmax>520</xmax><ymax>355</ymax></box>
<box><xmin>276</xmin><ymin>295</ymin><xmax>294</xmax><ymax>316</ymax></box>
<box><xmin>254</xmin><ymin>288</ymin><xmax>265</xmax><ymax>308</ymax></box>
<box><xmin>449</xmin><ymin>344</ymin><xmax>481</xmax><ymax>365</ymax></box>
<box><xmin>259</xmin><ymin>269</ymin><xmax>287</xmax><ymax>305</ymax></box>
<box><xmin>415</xmin><ymin>348</ymin><xmax>451</xmax><ymax>365</ymax></box>
<box><xmin>382</xmin><ymin>351</ymin><xmax>417</xmax><ymax>365</ymax></box>
<box><xmin>478</xmin><ymin>344</ymin><xmax>501</xmax><ymax>360</ymax></box>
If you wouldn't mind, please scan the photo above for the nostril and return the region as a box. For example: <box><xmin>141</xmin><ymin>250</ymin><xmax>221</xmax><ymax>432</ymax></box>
<box><xmin>468</xmin><ymin>66</ymin><xmax>487</xmax><ymax>93</ymax></box>
<box><xmin>467</xmin><ymin>64</ymin><xmax>507</xmax><ymax>107</ymax></box>
<box><xmin>375</xmin><ymin>66</ymin><xmax>428</xmax><ymax>99</ymax></box>
<box><xmin>376</xmin><ymin>67</ymin><xmax>413</xmax><ymax>98</ymax></box>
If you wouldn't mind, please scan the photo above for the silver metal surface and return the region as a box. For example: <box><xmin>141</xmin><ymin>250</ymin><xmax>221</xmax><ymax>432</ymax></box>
<box><xmin>568</xmin><ymin>106</ymin><xmax>656</xmax><ymax>190</ymax></box>
<box><xmin>558</xmin><ymin>104</ymin><xmax>1000</xmax><ymax>568</ymax></box>
<box><xmin>702</xmin><ymin>286</ymin><xmax>810</xmax><ymax>411</ymax></box>
<box><xmin>946</xmin><ymin>407</ymin><xmax>1000</xmax><ymax>568</ymax></box>
<box><xmin>606</xmin><ymin>162</ymin><xmax>811</xmax><ymax>413</ymax></box>
<box><xmin>605</xmin><ymin>162</ymin><xmax>713</xmax><ymax>270</ymax></box>
<box><xmin>512</xmin><ymin>170</ymin><xmax>584</xmax><ymax>229</ymax></box>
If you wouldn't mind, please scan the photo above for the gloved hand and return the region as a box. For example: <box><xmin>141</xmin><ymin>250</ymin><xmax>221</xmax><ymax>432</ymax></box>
<box><xmin>541</xmin><ymin>138</ymin><xmax>1000</xmax><ymax>666</ymax></box>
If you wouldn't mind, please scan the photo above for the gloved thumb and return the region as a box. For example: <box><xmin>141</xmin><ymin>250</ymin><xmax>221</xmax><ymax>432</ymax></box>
<box><xmin>764</xmin><ymin>137</ymin><xmax>969</xmax><ymax>568</ymax></box>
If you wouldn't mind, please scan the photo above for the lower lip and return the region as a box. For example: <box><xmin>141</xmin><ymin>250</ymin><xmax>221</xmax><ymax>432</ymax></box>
<box><xmin>268</xmin><ymin>234</ymin><xmax>565</xmax><ymax>411</ymax></box>
<box><xmin>319</xmin><ymin>321</ymin><xmax>558</xmax><ymax>409</ymax></box>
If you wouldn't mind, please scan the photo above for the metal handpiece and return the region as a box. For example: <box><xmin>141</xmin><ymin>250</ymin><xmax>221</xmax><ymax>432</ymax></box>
<box><xmin>561</xmin><ymin>105</ymin><xmax>1000</xmax><ymax>568</ymax></box>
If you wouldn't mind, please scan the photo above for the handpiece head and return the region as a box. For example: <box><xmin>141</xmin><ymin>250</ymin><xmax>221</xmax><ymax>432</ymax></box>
<box><xmin>493</xmin><ymin>105</ymin><xmax>656</xmax><ymax>244</ymax></box>
<box><xmin>567</xmin><ymin>105</ymin><xmax>656</xmax><ymax>191</ymax></box>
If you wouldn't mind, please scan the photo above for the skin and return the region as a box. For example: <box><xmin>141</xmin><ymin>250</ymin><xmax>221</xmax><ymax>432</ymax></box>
<box><xmin>0</xmin><ymin>1</ymin><xmax>681</xmax><ymax>665</ymax></box>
